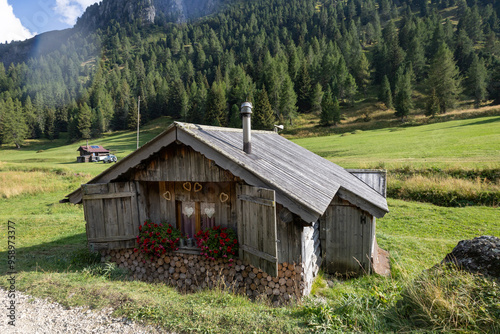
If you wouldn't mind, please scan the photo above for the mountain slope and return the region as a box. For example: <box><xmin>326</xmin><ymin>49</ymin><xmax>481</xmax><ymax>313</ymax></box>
<box><xmin>1</xmin><ymin>0</ymin><xmax>500</xmax><ymax>149</ymax></box>
<box><xmin>0</xmin><ymin>0</ymin><xmax>231</xmax><ymax>65</ymax></box>
<box><xmin>76</xmin><ymin>0</ymin><xmax>230</xmax><ymax>30</ymax></box>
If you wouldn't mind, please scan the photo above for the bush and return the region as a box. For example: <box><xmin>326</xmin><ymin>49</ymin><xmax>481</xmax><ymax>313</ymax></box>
<box><xmin>134</xmin><ymin>220</ymin><xmax>182</xmax><ymax>260</ymax></box>
<box><xmin>387</xmin><ymin>172</ymin><xmax>500</xmax><ymax>207</ymax></box>
<box><xmin>195</xmin><ymin>225</ymin><xmax>238</xmax><ymax>262</ymax></box>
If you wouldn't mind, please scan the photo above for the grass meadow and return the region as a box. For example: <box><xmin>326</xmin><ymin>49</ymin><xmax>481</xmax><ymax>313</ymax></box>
<box><xmin>0</xmin><ymin>115</ymin><xmax>499</xmax><ymax>333</ymax></box>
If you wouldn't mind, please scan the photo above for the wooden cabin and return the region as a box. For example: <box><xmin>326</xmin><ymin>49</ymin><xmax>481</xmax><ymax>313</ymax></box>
<box><xmin>64</xmin><ymin>106</ymin><xmax>389</xmax><ymax>296</ymax></box>
<box><xmin>77</xmin><ymin>145</ymin><xmax>110</xmax><ymax>163</ymax></box>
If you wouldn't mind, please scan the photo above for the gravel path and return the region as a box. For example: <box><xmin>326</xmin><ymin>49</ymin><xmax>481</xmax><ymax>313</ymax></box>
<box><xmin>0</xmin><ymin>288</ymin><xmax>169</xmax><ymax>334</ymax></box>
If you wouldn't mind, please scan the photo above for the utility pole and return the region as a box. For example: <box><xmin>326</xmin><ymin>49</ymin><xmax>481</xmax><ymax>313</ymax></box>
<box><xmin>137</xmin><ymin>96</ymin><xmax>141</xmax><ymax>149</ymax></box>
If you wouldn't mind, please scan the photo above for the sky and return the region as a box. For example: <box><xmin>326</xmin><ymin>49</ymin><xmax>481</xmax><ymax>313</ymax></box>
<box><xmin>0</xmin><ymin>0</ymin><xmax>99</xmax><ymax>44</ymax></box>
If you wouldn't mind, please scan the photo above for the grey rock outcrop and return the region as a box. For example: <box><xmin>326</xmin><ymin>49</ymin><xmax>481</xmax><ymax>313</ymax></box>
<box><xmin>442</xmin><ymin>235</ymin><xmax>500</xmax><ymax>278</ymax></box>
<box><xmin>77</xmin><ymin>0</ymin><xmax>225</xmax><ymax>31</ymax></box>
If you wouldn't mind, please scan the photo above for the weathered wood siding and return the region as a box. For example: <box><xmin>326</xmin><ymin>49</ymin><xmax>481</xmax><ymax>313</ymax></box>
<box><xmin>320</xmin><ymin>196</ymin><xmax>374</xmax><ymax>274</ymax></box>
<box><xmin>136</xmin><ymin>181</ymin><xmax>237</xmax><ymax>229</ymax></box>
<box><xmin>276</xmin><ymin>205</ymin><xmax>302</xmax><ymax>264</ymax></box>
<box><xmin>132</xmin><ymin>143</ymin><xmax>238</xmax><ymax>183</ymax></box>
<box><xmin>82</xmin><ymin>182</ymin><xmax>140</xmax><ymax>250</ymax></box>
<box><xmin>346</xmin><ymin>169</ymin><xmax>387</xmax><ymax>198</ymax></box>
<box><xmin>302</xmin><ymin>220</ymin><xmax>321</xmax><ymax>295</ymax></box>
<box><xmin>236</xmin><ymin>185</ymin><xmax>278</xmax><ymax>277</ymax></box>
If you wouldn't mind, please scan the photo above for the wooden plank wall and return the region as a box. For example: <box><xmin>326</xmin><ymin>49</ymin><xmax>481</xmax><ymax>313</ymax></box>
<box><xmin>83</xmin><ymin>182</ymin><xmax>140</xmax><ymax>250</ymax></box>
<box><xmin>346</xmin><ymin>169</ymin><xmax>387</xmax><ymax>198</ymax></box>
<box><xmin>301</xmin><ymin>220</ymin><xmax>321</xmax><ymax>295</ymax></box>
<box><xmin>320</xmin><ymin>196</ymin><xmax>374</xmax><ymax>274</ymax></box>
<box><xmin>276</xmin><ymin>205</ymin><xmax>302</xmax><ymax>264</ymax></box>
<box><xmin>136</xmin><ymin>181</ymin><xmax>237</xmax><ymax>230</ymax></box>
<box><xmin>132</xmin><ymin>143</ymin><xmax>237</xmax><ymax>183</ymax></box>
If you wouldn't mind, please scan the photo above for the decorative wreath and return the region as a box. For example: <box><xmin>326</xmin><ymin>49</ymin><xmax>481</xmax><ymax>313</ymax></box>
<box><xmin>219</xmin><ymin>192</ymin><xmax>229</xmax><ymax>203</ymax></box>
<box><xmin>182</xmin><ymin>182</ymin><xmax>192</xmax><ymax>191</ymax></box>
<box><xmin>162</xmin><ymin>191</ymin><xmax>171</xmax><ymax>201</ymax></box>
<box><xmin>194</xmin><ymin>182</ymin><xmax>203</xmax><ymax>192</ymax></box>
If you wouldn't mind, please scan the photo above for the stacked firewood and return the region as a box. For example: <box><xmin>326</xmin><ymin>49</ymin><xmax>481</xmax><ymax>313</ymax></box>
<box><xmin>101</xmin><ymin>248</ymin><xmax>304</xmax><ymax>303</ymax></box>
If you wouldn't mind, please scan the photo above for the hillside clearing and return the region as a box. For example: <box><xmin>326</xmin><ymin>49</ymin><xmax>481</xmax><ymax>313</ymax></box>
<box><xmin>292</xmin><ymin>116</ymin><xmax>500</xmax><ymax>169</ymax></box>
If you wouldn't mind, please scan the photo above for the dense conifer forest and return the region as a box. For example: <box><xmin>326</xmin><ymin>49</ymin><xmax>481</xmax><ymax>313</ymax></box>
<box><xmin>0</xmin><ymin>0</ymin><xmax>500</xmax><ymax>147</ymax></box>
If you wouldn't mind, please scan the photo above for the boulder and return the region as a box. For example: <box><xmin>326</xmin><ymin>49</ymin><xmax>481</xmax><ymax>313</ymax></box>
<box><xmin>442</xmin><ymin>235</ymin><xmax>500</xmax><ymax>278</ymax></box>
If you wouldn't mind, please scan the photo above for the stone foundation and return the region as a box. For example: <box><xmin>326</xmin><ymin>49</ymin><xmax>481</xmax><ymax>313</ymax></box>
<box><xmin>100</xmin><ymin>248</ymin><xmax>305</xmax><ymax>304</ymax></box>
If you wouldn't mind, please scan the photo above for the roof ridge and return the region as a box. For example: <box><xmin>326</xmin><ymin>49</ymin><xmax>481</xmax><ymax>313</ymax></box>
<box><xmin>175</xmin><ymin>121</ymin><xmax>276</xmax><ymax>134</ymax></box>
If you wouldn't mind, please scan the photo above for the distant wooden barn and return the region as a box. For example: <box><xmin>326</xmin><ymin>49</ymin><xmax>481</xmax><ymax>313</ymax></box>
<box><xmin>64</xmin><ymin>104</ymin><xmax>389</xmax><ymax>295</ymax></box>
<box><xmin>77</xmin><ymin>145</ymin><xmax>110</xmax><ymax>163</ymax></box>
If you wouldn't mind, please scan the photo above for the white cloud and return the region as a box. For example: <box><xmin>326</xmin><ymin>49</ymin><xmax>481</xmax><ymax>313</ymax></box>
<box><xmin>0</xmin><ymin>0</ymin><xmax>35</xmax><ymax>43</ymax></box>
<box><xmin>54</xmin><ymin>0</ymin><xmax>99</xmax><ymax>26</ymax></box>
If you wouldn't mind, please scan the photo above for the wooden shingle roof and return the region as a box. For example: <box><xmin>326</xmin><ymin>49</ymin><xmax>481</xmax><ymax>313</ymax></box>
<box><xmin>64</xmin><ymin>122</ymin><xmax>388</xmax><ymax>221</ymax></box>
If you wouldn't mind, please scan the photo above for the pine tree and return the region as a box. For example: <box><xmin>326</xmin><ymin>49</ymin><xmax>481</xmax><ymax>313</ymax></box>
<box><xmin>92</xmin><ymin>107</ymin><xmax>105</xmax><ymax>137</ymax></box>
<box><xmin>320</xmin><ymin>87</ymin><xmax>334</xmax><ymax>126</ymax></box>
<box><xmin>169</xmin><ymin>80</ymin><xmax>189</xmax><ymax>120</ymax></box>
<box><xmin>228</xmin><ymin>104</ymin><xmax>242</xmax><ymax>128</ymax></box>
<box><xmin>1</xmin><ymin>98</ymin><xmax>27</xmax><ymax>148</ymax></box>
<box><xmin>310</xmin><ymin>83</ymin><xmax>324</xmax><ymax>114</ymax></box>
<box><xmin>427</xmin><ymin>43</ymin><xmax>462</xmax><ymax>113</ymax></box>
<box><xmin>425</xmin><ymin>88</ymin><xmax>440</xmax><ymax>117</ymax></box>
<box><xmin>23</xmin><ymin>96</ymin><xmax>37</xmax><ymax>138</ymax></box>
<box><xmin>344</xmin><ymin>73</ymin><xmax>358</xmax><ymax>107</ymax></box>
<box><xmin>296</xmin><ymin>62</ymin><xmax>312</xmax><ymax>112</ymax></box>
<box><xmin>279</xmin><ymin>74</ymin><xmax>298</xmax><ymax>124</ymax></box>
<box><xmin>332</xmin><ymin>96</ymin><xmax>341</xmax><ymax>125</ymax></box>
<box><xmin>77</xmin><ymin>103</ymin><xmax>92</xmax><ymax>140</ymax></box>
<box><xmin>253</xmin><ymin>86</ymin><xmax>275</xmax><ymax>130</ymax></box>
<box><xmin>394</xmin><ymin>67</ymin><xmax>413</xmax><ymax>121</ymax></box>
<box><xmin>204</xmin><ymin>81</ymin><xmax>227</xmax><ymax>126</ymax></box>
<box><xmin>466</xmin><ymin>54</ymin><xmax>488</xmax><ymax>108</ymax></box>
<box><xmin>353</xmin><ymin>51</ymin><xmax>371</xmax><ymax>96</ymax></box>
<box><xmin>45</xmin><ymin>107</ymin><xmax>56</xmax><ymax>140</ymax></box>
<box><xmin>379</xmin><ymin>75</ymin><xmax>393</xmax><ymax>109</ymax></box>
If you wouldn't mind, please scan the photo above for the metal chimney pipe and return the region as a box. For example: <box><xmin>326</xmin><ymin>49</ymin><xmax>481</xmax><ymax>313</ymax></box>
<box><xmin>240</xmin><ymin>102</ymin><xmax>253</xmax><ymax>154</ymax></box>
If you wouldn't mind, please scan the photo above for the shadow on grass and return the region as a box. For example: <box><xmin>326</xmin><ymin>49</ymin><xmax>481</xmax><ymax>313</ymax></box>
<box><xmin>439</xmin><ymin>115</ymin><xmax>500</xmax><ymax>130</ymax></box>
<box><xmin>0</xmin><ymin>233</ymin><xmax>88</xmax><ymax>275</ymax></box>
<box><xmin>462</xmin><ymin>116</ymin><xmax>500</xmax><ymax>126</ymax></box>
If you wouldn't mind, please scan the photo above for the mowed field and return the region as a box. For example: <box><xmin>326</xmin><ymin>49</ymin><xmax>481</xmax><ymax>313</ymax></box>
<box><xmin>0</xmin><ymin>116</ymin><xmax>499</xmax><ymax>333</ymax></box>
<box><xmin>292</xmin><ymin>116</ymin><xmax>500</xmax><ymax>169</ymax></box>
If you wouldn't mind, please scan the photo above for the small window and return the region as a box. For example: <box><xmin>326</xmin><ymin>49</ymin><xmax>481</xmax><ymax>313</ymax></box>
<box><xmin>200</xmin><ymin>202</ymin><xmax>216</xmax><ymax>230</ymax></box>
<box><xmin>176</xmin><ymin>201</ymin><xmax>216</xmax><ymax>239</ymax></box>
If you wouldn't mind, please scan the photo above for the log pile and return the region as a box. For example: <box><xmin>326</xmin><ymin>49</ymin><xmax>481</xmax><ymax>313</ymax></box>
<box><xmin>100</xmin><ymin>248</ymin><xmax>305</xmax><ymax>304</ymax></box>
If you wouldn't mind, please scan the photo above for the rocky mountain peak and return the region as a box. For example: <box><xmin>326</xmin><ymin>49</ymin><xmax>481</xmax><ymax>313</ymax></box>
<box><xmin>76</xmin><ymin>0</ymin><xmax>225</xmax><ymax>30</ymax></box>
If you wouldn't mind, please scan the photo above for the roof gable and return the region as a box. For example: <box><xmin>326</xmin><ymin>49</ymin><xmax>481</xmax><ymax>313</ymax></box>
<box><xmin>64</xmin><ymin>122</ymin><xmax>388</xmax><ymax>221</ymax></box>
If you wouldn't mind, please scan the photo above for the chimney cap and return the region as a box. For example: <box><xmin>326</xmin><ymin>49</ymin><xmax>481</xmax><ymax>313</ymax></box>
<box><xmin>240</xmin><ymin>102</ymin><xmax>253</xmax><ymax>115</ymax></box>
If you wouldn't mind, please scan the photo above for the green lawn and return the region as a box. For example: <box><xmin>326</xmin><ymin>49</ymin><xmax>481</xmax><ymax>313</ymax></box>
<box><xmin>292</xmin><ymin>116</ymin><xmax>500</xmax><ymax>169</ymax></box>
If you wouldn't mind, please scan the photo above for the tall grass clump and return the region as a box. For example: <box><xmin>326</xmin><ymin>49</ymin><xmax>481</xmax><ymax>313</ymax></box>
<box><xmin>388</xmin><ymin>173</ymin><xmax>500</xmax><ymax>207</ymax></box>
<box><xmin>394</xmin><ymin>265</ymin><xmax>500</xmax><ymax>332</ymax></box>
<box><xmin>0</xmin><ymin>169</ymin><xmax>89</xmax><ymax>198</ymax></box>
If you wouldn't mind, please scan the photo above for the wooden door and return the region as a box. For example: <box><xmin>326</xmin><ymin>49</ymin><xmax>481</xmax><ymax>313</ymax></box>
<box><xmin>322</xmin><ymin>203</ymin><xmax>373</xmax><ymax>274</ymax></box>
<box><xmin>236</xmin><ymin>185</ymin><xmax>278</xmax><ymax>276</ymax></box>
<box><xmin>82</xmin><ymin>182</ymin><xmax>140</xmax><ymax>250</ymax></box>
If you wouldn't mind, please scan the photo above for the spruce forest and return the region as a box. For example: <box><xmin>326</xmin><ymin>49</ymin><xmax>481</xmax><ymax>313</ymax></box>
<box><xmin>1</xmin><ymin>0</ymin><xmax>500</xmax><ymax>148</ymax></box>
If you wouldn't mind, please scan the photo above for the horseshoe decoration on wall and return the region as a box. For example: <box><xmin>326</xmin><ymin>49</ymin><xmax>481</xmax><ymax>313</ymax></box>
<box><xmin>182</xmin><ymin>182</ymin><xmax>192</xmax><ymax>192</ymax></box>
<box><xmin>162</xmin><ymin>191</ymin><xmax>171</xmax><ymax>201</ymax></box>
<box><xmin>194</xmin><ymin>182</ymin><xmax>203</xmax><ymax>193</ymax></box>
<box><xmin>219</xmin><ymin>192</ymin><xmax>229</xmax><ymax>203</ymax></box>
